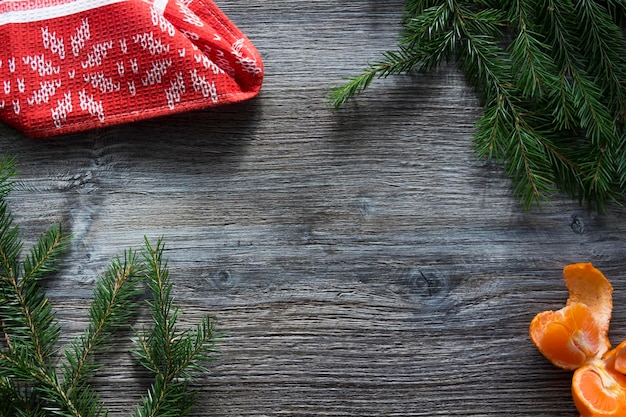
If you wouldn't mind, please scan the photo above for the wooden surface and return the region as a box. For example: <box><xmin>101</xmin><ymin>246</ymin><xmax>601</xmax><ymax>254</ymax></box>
<box><xmin>2</xmin><ymin>1</ymin><xmax>626</xmax><ymax>415</ymax></box>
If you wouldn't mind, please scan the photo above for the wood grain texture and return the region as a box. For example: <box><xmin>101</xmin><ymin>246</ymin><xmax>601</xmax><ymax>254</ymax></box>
<box><xmin>2</xmin><ymin>0</ymin><xmax>626</xmax><ymax>415</ymax></box>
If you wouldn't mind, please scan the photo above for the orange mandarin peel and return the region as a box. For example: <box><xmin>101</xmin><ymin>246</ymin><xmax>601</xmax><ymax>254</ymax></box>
<box><xmin>530</xmin><ymin>263</ymin><xmax>626</xmax><ymax>417</ymax></box>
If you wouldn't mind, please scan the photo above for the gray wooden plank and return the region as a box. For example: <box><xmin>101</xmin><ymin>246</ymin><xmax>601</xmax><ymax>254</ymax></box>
<box><xmin>1</xmin><ymin>0</ymin><xmax>626</xmax><ymax>416</ymax></box>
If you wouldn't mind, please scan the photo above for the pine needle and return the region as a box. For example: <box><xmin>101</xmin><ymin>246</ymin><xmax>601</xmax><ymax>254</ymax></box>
<box><xmin>330</xmin><ymin>0</ymin><xmax>626</xmax><ymax>210</ymax></box>
<box><xmin>0</xmin><ymin>158</ymin><xmax>219</xmax><ymax>416</ymax></box>
<box><xmin>131</xmin><ymin>238</ymin><xmax>218</xmax><ymax>417</ymax></box>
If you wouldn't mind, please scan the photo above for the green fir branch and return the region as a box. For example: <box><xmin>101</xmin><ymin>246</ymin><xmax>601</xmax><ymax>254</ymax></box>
<box><xmin>0</xmin><ymin>158</ymin><xmax>219</xmax><ymax>416</ymax></box>
<box><xmin>22</xmin><ymin>224</ymin><xmax>69</xmax><ymax>283</ymax></box>
<box><xmin>132</xmin><ymin>238</ymin><xmax>218</xmax><ymax>417</ymax></box>
<box><xmin>0</xmin><ymin>208</ymin><xmax>66</xmax><ymax>375</ymax></box>
<box><xmin>0</xmin><ymin>156</ymin><xmax>16</xmax><ymax>201</ymax></box>
<box><xmin>329</xmin><ymin>48</ymin><xmax>426</xmax><ymax>110</ymax></box>
<box><xmin>59</xmin><ymin>250</ymin><xmax>144</xmax><ymax>417</ymax></box>
<box><xmin>331</xmin><ymin>0</ymin><xmax>626</xmax><ymax>211</ymax></box>
<box><xmin>574</xmin><ymin>0</ymin><xmax>626</xmax><ymax>115</ymax></box>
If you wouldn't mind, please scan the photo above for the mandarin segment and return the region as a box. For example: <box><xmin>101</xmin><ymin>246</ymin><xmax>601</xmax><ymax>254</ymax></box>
<box><xmin>572</xmin><ymin>363</ymin><xmax>626</xmax><ymax>417</ymax></box>
<box><xmin>530</xmin><ymin>303</ymin><xmax>609</xmax><ymax>370</ymax></box>
<box><xmin>608</xmin><ymin>341</ymin><xmax>626</xmax><ymax>375</ymax></box>
<box><xmin>539</xmin><ymin>319</ymin><xmax>587</xmax><ymax>369</ymax></box>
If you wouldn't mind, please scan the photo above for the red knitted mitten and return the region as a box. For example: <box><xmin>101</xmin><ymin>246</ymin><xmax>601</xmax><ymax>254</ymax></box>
<box><xmin>0</xmin><ymin>0</ymin><xmax>264</xmax><ymax>138</ymax></box>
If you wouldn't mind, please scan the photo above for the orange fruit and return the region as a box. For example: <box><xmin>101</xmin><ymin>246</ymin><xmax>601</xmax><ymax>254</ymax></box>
<box><xmin>530</xmin><ymin>302</ymin><xmax>609</xmax><ymax>370</ymax></box>
<box><xmin>529</xmin><ymin>263</ymin><xmax>613</xmax><ymax>370</ymax></box>
<box><xmin>529</xmin><ymin>263</ymin><xmax>624</xmax><ymax>416</ymax></box>
<box><xmin>572</xmin><ymin>362</ymin><xmax>626</xmax><ymax>417</ymax></box>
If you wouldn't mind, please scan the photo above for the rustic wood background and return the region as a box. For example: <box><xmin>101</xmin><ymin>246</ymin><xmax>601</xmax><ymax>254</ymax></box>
<box><xmin>2</xmin><ymin>1</ymin><xmax>626</xmax><ymax>415</ymax></box>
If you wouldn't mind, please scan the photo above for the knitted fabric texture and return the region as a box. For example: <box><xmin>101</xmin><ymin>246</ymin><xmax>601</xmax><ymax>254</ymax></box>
<box><xmin>0</xmin><ymin>0</ymin><xmax>264</xmax><ymax>138</ymax></box>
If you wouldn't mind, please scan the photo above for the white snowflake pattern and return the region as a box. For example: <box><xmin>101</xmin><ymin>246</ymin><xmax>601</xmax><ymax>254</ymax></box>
<box><xmin>22</xmin><ymin>55</ymin><xmax>60</xmax><ymax>76</ymax></box>
<box><xmin>231</xmin><ymin>38</ymin><xmax>245</xmax><ymax>57</ymax></box>
<box><xmin>213</xmin><ymin>50</ymin><xmax>235</xmax><ymax>77</ymax></box>
<box><xmin>141</xmin><ymin>58</ymin><xmax>172</xmax><ymax>86</ymax></box>
<box><xmin>130</xmin><ymin>58</ymin><xmax>139</xmax><ymax>74</ymax></box>
<box><xmin>41</xmin><ymin>26</ymin><xmax>65</xmax><ymax>59</ymax></box>
<box><xmin>70</xmin><ymin>18</ymin><xmax>90</xmax><ymax>57</ymax></box>
<box><xmin>165</xmin><ymin>71</ymin><xmax>185</xmax><ymax>110</ymax></box>
<box><xmin>81</xmin><ymin>41</ymin><xmax>114</xmax><ymax>69</ymax></box>
<box><xmin>28</xmin><ymin>79</ymin><xmax>62</xmax><ymax>105</ymax></box>
<box><xmin>50</xmin><ymin>92</ymin><xmax>73</xmax><ymax>128</ymax></box>
<box><xmin>79</xmin><ymin>89</ymin><xmax>105</xmax><ymax>122</ymax></box>
<box><xmin>177</xmin><ymin>0</ymin><xmax>204</xmax><ymax>27</ymax></box>
<box><xmin>133</xmin><ymin>32</ymin><xmax>170</xmax><ymax>55</ymax></box>
<box><xmin>127</xmin><ymin>80</ymin><xmax>136</xmax><ymax>96</ymax></box>
<box><xmin>190</xmin><ymin>68</ymin><xmax>218</xmax><ymax>103</ymax></box>
<box><xmin>119</xmin><ymin>38</ymin><xmax>128</xmax><ymax>54</ymax></box>
<box><xmin>237</xmin><ymin>57</ymin><xmax>263</xmax><ymax>74</ymax></box>
<box><xmin>194</xmin><ymin>53</ymin><xmax>224</xmax><ymax>75</ymax></box>
<box><xmin>83</xmin><ymin>72</ymin><xmax>121</xmax><ymax>93</ymax></box>
<box><xmin>179</xmin><ymin>29</ymin><xmax>200</xmax><ymax>41</ymax></box>
<box><xmin>150</xmin><ymin>7</ymin><xmax>176</xmax><ymax>37</ymax></box>
<box><xmin>231</xmin><ymin>39</ymin><xmax>262</xmax><ymax>74</ymax></box>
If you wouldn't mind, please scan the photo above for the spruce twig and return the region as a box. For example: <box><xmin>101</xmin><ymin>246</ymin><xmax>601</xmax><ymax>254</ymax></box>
<box><xmin>59</xmin><ymin>250</ymin><xmax>144</xmax><ymax>417</ymax></box>
<box><xmin>132</xmin><ymin>238</ymin><xmax>218</xmax><ymax>417</ymax></box>
<box><xmin>330</xmin><ymin>0</ymin><xmax>626</xmax><ymax>211</ymax></box>
<box><xmin>0</xmin><ymin>157</ymin><xmax>219</xmax><ymax>416</ymax></box>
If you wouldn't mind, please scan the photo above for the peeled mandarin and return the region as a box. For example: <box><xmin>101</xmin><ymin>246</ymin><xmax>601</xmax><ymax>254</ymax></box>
<box><xmin>572</xmin><ymin>363</ymin><xmax>626</xmax><ymax>417</ymax></box>
<box><xmin>530</xmin><ymin>263</ymin><xmax>626</xmax><ymax>416</ymax></box>
<box><xmin>530</xmin><ymin>302</ymin><xmax>608</xmax><ymax>370</ymax></box>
